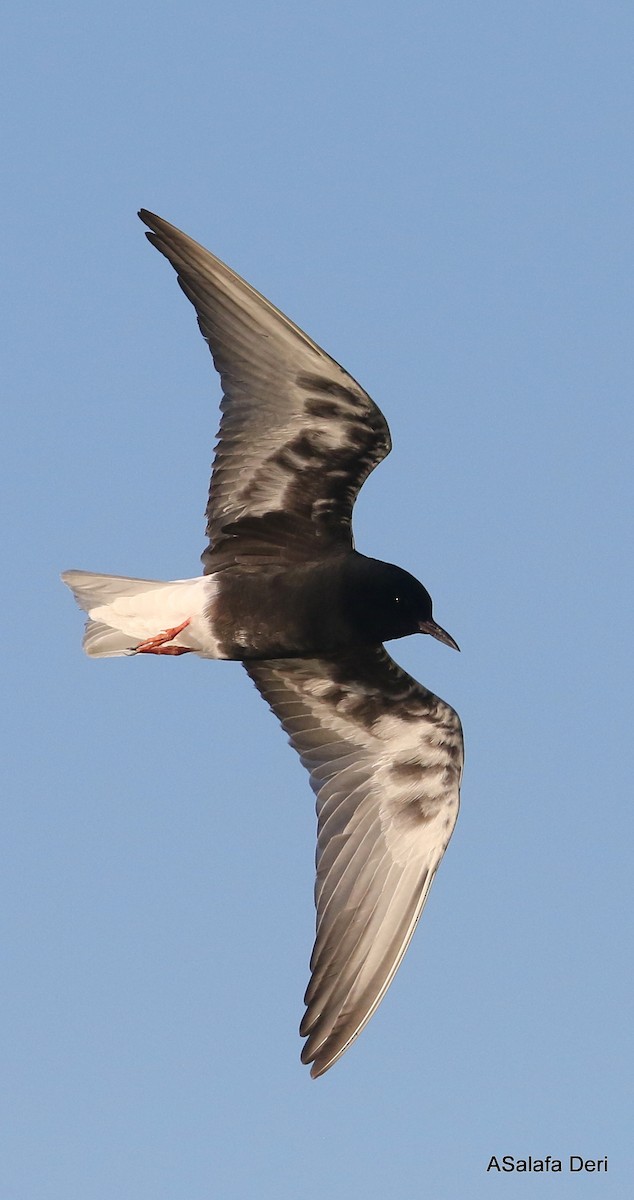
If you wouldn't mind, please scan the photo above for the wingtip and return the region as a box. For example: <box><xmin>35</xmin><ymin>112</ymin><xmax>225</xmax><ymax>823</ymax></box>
<box><xmin>300</xmin><ymin>1026</ymin><xmax>345</xmax><ymax>1078</ymax></box>
<box><xmin>304</xmin><ymin>1048</ymin><xmax>339</xmax><ymax>1079</ymax></box>
<box><xmin>138</xmin><ymin>209</ymin><xmax>166</xmax><ymax>239</ymax></box>
<box><xmin>138</xmin><ymin>208</ymin><xmax>159</xmax><ymax>239</ymax></box>
<box><xmin>301</xmin><ymin>1046</ymin><xmax>330</xmax><ymax>1079</ymax></box>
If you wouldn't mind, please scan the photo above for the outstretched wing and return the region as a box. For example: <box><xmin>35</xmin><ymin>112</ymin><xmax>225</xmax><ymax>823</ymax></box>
<box><xmin>245</xmin><ymin>647</ymin><xmax>463</xmax><ymax>1077</ymax></box>
<box><xmin>139</xmin><ymin>211</ymin><xmax>391</xmax><ymax>568</ymax></box>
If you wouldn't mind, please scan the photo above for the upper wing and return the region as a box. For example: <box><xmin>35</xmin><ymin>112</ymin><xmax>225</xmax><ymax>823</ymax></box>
<box><xmin>139</xmin><ymin>211</ymin><xmax>391</xmax><ymax>569</ymax></box>
<box><xmin>245</xmin><ymin>647</ymin><xmax>463</xmax><ymax>1077</ymax></box>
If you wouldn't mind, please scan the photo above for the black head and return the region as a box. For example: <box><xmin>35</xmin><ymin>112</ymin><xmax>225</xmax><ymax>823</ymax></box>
<box><xmin>343</xmin><ymin>557</ymin><xmax>459</xmax><ymax>649</ymax></box>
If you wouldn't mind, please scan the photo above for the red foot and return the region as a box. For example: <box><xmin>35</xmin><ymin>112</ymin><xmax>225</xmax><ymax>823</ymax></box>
<box><xmin>134</xmin><ymin>618</ymin><xmax>193</xmax><ymax>656</ymax></box>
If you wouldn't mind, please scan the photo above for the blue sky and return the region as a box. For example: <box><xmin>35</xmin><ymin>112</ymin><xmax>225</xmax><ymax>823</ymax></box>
<box><xmin>3</xmin><ymin>2</ymin><xmax>632</xmax><ymax>1197</ymax></box>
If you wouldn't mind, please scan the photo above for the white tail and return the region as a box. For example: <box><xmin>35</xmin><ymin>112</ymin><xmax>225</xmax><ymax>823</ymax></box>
<box><xmin>62</xmin><ymin>570</ymin><xmax>219</xmax><ymax>658</ymax></box>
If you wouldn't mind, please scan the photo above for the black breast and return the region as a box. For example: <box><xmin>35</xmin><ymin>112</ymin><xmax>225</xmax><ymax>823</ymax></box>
<box><xmin>211</xmin><ymin>558</ymin><xmax>353</xmax><ymax>659</ymax></box>
<box><xmin>211</xmin><ymin>552</ymin><xmax>424</xmax><ymax>660</ymax></box>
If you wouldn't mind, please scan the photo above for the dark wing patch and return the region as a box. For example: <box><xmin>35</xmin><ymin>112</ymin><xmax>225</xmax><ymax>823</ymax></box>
<box><xmin>245</xmin><ymin>647</ymin><xmax>463</xmax><ymax>1077</ymax></box>
<box><xmin>139</xmin><ymin>212</ymin><xmax>391</xmax><ymax>568</ymax></box>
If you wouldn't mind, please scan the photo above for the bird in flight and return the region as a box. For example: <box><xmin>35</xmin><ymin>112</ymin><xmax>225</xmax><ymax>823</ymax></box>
<box><xmin>63</xmin><ymin>211</ymin><xmax>464</xmax><ymax>1077</ymax></box>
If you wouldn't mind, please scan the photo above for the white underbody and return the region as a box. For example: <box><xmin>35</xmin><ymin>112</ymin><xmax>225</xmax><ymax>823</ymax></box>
<box><xmin>61</xmin><ymin>571</ymin><xmax>222</xmax><ymax>658</ymax></box>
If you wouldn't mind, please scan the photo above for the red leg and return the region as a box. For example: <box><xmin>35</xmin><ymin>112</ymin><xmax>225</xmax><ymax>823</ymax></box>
<box><xmin>134</xmin><ymin>618</ymin><xmax>192</xmax><ymax>656</ymax></box>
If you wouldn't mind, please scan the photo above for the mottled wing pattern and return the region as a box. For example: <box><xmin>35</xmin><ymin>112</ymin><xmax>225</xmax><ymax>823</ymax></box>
<box><xmin>245</xmin><ymin>647</ymin><xmax>463</xmax><ymax>1077</ymax></box>
<box><xmin>139</xmin><ymin>211</ymin><xmax>391</xmax><ymax>568</ymax></box>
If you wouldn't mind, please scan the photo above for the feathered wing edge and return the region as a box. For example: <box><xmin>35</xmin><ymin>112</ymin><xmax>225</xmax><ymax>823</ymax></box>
<box><xmin>138</xmin><ymin>211</ymin><xmax>391</xmax><ymax>567</ymax></box>
<box><xmin>245</xmin><ymin>647</ymin><xmax>463</xmax><ymax>1076</ymax></box>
